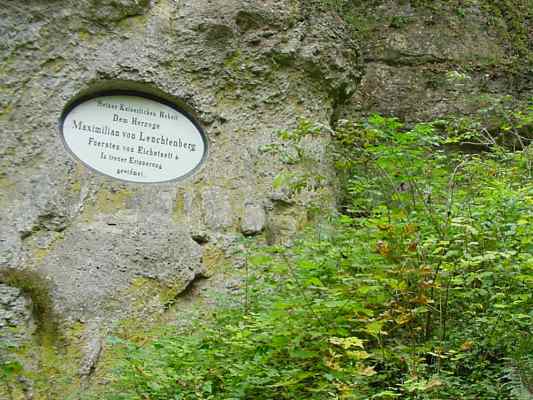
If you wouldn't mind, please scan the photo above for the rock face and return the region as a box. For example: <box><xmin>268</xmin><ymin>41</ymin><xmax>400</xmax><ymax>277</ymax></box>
<box><xmin>337</xmin><ymin>0</ymin><xmax>532</xmax><ymax>123</ymax></box>
<box><xmin>1</xmin><ymin>0</ymin><xmax>530</xmax><ymax>392</ymax></box>
<box><xmin>0</xmin><ymin>0</ymin><xmax>359</xmax><ymax>341</ymax></box>
<box><xmin>0</xmin><ymin>284</ymin><xmax>34</xmax><ymax>345</ymax></box>
<box><xmin>241</xmin><ymin>202</ymin><xmax>266</xmax><ymax>236</ymax></box>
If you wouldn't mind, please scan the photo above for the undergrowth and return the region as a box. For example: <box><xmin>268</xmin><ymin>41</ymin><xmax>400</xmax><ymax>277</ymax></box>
<box><xmin>88</xmin><ymin>102</ymin><xmax>532</xmax><ymax>400</ymax></box>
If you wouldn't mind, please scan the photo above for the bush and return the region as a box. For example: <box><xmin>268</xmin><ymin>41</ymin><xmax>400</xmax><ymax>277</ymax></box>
<box><xmin>100</xmin><ymin>107</ymin><xmax>532</xmax><ymax>399</ymax></box>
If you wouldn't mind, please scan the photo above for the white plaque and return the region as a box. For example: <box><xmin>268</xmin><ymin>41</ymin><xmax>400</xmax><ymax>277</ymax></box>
<box><xmin>60</xmin><ymin>92</ymin><xmax>208</xmax><ymax>183</ymax></box>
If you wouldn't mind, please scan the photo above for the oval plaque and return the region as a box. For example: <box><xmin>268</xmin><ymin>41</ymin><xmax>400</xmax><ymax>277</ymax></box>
<box><xmin>60</xmin><ymin>92</ymin><xmax>207</xmax><ymax>183</ymax></box>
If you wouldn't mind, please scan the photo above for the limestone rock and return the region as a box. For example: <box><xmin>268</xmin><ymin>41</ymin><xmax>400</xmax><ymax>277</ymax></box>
<box><xmin>0</xmin><ymin>0</ymin><xmax>359</xmax><ymax>331</ymax></box>
<box><xmin>0</xmin><ymin>284</ymin><xmax>34</xmax><ymax>345</ymax></box>
<box><xmin>241</xmin><ymin>202</ymin><xmax>266</xmax><ymax>236</ymax></box>
<box><xmin>202</xmin><ymin>187</ymin><xmax>234</xmax><ymax>231</ymax></box>
<box><xmin>79</xmin><ymin>320</ymin><xmax>103</xmax><ymax>378</ymax></box>
<box><xmin>339</xmin><ymin>0</ymin><xmax>532</xmax><ymax>122</ymax></box>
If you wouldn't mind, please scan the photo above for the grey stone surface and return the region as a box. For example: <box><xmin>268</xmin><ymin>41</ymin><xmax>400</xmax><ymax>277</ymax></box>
<box><xmin>241</xmin><ymin>202</ymin><xmax>266</xmax><ymax>236</ymax></box>
<box><xmin>79</xmin><ymin>320</ymin><xmax>103</xmax><ymax>378</ymax></box>
<box><xmin>0</xmin><ymin>0</ymin><xmax>359</xmax><ymax>332</ymax></box>
<box><xmin>202</xmin><ymin>187</ymin><xmax>234</xmax><ymax>231</ymax></box>
<box><xmin>0</xmin><ymin>284</ymin><xmax>34</xmax><ymax>345</ymax></box>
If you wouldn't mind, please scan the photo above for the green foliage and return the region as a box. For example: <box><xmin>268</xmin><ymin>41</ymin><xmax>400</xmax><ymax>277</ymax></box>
<box><xmin>98</xmin><ymin>107</ymin><xmax>532</xmax><ymax>399</ymax></box>
<box><xmin>262</xmin><ymin>119</ymin><xmax>330</xmax><ymax>202</ymax></box>
<box><xmin>441</xmin><ymin>96</ymin><xmax>533</xmax><ymax>151</ymax></box>
<box><xmin>480</xmin><ymin>0</ymin><xmax>533</xmax><ymax>63</ymax></box>
<box><xmin>0</xmin><ymin>341</ymin><xmax>24</xmax><ymax>399</ymax></box>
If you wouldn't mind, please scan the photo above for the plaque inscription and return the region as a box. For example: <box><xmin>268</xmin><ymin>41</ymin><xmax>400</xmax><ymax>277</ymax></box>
<box><xmin>60</xmin><ymin>93</ymin><xmax>207</xmax><ymax>183</ymax></box>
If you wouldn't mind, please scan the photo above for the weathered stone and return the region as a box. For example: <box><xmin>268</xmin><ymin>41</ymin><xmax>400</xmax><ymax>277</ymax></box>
<box><xmin>202</xmin><ymin>187</ymin><xmax>234</xmax><ymax>231</ymax></box>
<box><xmin>190</xmin><ymin>229</ymin><xmax>210</xmax><ymax>244</ymax></box>
<box><xmin>241</xmin><ymin>202</ymin><xmax>266</xmax><ymax>236</ymax></box>
<box><xmin>1</xmin><ymin>0</ymin><xmax>359</xmax><ymax>339</ymax></box>
<box><xmin>266</xmin><ymin>206</ymin><xmax>308</xmax><ymax>245</ymax></box>
<box><xmin>1</xmin><ymin>0</ymin><xmax>529</xmax><ymax>395</ymax></box>
<box><xmin>0</xmin><ymin>231</ymin><xmax>21</xmax><ymax>267</ymax></box>
<box><xmin>338</xmin><ymin>0</ymin><xmax>532</xmax><ymax>123</ymax></box>
<box><xmin>270</xmin><ymin>186</ymin><xmax>296</xmax><ymax>205</ymax></box>
<box><xmin>0</xmin><ymin>284</ymin><xmax>34</xmax><ymax>345</ymax></box>
<box><xmin>79</xmin><ymin>320</ymin><xmax>103</xmax><ymax>378</ymax></box>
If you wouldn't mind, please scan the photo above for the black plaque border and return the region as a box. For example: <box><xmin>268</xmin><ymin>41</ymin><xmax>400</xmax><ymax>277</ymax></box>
<box><xmin>59</xmin><ymin>90</ymin><xmax>209</xmax><ymax>184</ymax></box>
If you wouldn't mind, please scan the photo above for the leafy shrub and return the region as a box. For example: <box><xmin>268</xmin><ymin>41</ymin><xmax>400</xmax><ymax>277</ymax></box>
<box><xmin>99</xmin><ymin>107</ymin><xmax>532</xmax><ymax>399</ymax></box>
